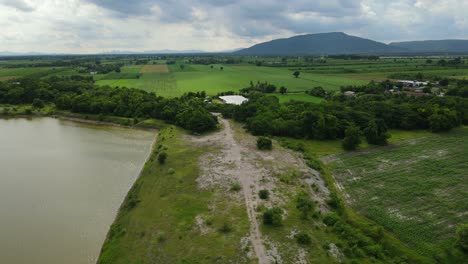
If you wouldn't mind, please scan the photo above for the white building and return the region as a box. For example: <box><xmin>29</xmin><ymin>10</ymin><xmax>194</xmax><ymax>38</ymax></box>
<box><xmin>219</xmin><ymin>95</ymin><xmax>248</xmax><ymax>105</ymax></box>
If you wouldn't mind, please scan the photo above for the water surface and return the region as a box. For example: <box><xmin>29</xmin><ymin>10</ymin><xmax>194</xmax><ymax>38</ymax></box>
<box><xmin>0</xmin><ymin>117</ymin><xmax>155</xmax><ymax>264</ymax></box>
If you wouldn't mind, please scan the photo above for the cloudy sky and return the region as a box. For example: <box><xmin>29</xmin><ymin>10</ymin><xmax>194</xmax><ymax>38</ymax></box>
<box><xmin>0</xmin><ymin>0</ymin><xmax>467</xmax><ymax>53</ymax></box>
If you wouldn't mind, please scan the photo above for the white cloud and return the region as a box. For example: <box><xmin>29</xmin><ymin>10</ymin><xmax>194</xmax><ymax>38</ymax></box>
<box><xmin>0</xmin><ymin>0</ymin><xmax>466</xmax><ymax>53</ymax></box>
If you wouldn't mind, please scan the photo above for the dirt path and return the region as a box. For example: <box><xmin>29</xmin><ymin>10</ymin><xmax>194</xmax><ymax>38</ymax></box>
<box><xmin>189</xmin><ymin>117</ymin><xmax>330</xmax><ymax>263</ymax></box>
<box><xmin>221</xmin><ymin>119</ymin><xmax>269</xmax><ymax>264</ymax></box>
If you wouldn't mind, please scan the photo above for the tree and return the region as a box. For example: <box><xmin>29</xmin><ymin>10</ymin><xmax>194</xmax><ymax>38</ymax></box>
<box><xmin>308</xmin><ymin>86</ymin><xmax>326</xmax><ymax>97</ymax></box>
<box><xmin>279</xmin><ymin>86</ymin><xmax>287</xmax><ymax>94</ymax></box>
<box><xmin>293</xmin><ymin>71</ymin><xmax>300</xmax><ymax>78</ymax></box>
<box><xmin>456</xmin><ymin>224</ymin><xmax>468</xmax><ymax>252</ymax></box>
<box><xmin>220</xmin><ymin>66</ymin><xmax>224</xmax><ymax>70</ymax></box>
<box><xmin>439</xmin><ymin>78</ymin><xmax>449</xmax><ymax>86</ymax></box>
<box><xmin>263</xmin><ymin>207</ymin><xmax>283</xmax><ymax>226</ymax></box>
<box><xmin>428</xmin><ymin>107</ymin><xmax>459</xmax><ymax>132</ymax></box>
<box><xmin>363</xmin><ymin>119</ymin><xmax>390</xmax><ymax>145</ymax></box>
<box><xmin>180</xmin><ymin>64</ymin><xmax>185</xmax><ymax>70</ymax></box>
<box><xmin>158</xmin><ymin>152</ymin><xmax>167</xmax><ymax>164</ymax></box>
<box><xmin>422</xmin><ymin>87</ymin><xmax>432</xmax><ymax>94</ymax></box>
<box><xmin>342</xmin><ymin>124</ymin><xmax>361</xmax><ymax>150</ymax></box>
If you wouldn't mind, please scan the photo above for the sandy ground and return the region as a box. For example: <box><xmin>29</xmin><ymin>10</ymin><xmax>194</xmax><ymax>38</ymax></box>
<box><xmin>188</xmin><ymin>118</ymin><xmax>330</xmax><ymax>263</ymax></box>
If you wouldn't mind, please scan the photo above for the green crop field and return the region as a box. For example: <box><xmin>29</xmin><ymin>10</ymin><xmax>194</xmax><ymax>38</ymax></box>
<box><xmin>95</xmin><ymin>64</ymin><xmax>368</xmax><ymax>97</ymax></box>
<box><xmin>329</xmin><ymin>127</ymin><xmax>468</xmax><ymax>257</ymax></box>
<box><xmin>0</xmin><ymin>67</ymin><xmax>64</xmax><ymax>79</ymax></box>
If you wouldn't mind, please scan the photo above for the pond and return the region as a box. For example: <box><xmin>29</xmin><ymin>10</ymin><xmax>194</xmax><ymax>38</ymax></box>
<box><xmin>0</xmin><ymin>117</ymin><xmax>156</xmax><ymax>264</ymax></box>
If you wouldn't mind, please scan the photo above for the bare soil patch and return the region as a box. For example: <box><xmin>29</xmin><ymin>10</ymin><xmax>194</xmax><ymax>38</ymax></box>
<box><xmin>187</xmin><ymin>118</ymin><xmax>330</xmax><ymax>263</ymax></box>
<box><xmin>139</xmin><ymin>64</ymin><xmax>169</xmax><ymax>73</ymax></box>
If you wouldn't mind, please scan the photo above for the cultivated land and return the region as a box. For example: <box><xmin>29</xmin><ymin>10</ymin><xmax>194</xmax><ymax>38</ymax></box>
<box><xmin>327</xmin><ymin>127</ymin><xmax>468</xmax><ymax>257</ymax></box>
<box><xmin>2</xmin><ymin>56</ymin><xmax>468</xmax><ymax>99</ymax></box>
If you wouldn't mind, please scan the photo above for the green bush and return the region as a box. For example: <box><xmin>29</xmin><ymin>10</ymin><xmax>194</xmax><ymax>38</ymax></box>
<box><xmin>456</xmin><ymin>224</ymin><xmax>468</xmax><ymax>252</ymax></box>
<box><xmin>323</xmin><ymin>213</ymin><xmax>341</xmax><ymax>226</ymax></box>
<box><xmin>295</xmin><ymin>231</ymin><xmax>312</xmax><ymax>245</ymax></box>
<box><xmin>257</xmin><ymin>137</ymin><xmax>272</xmax><ymax>150</ymax></box>
<box><xmin>259</xmin><ymin>189</ymin><xmax>270</xmax><ymax>200</ymax></box>
<box><xmin>231</xmin><ymin>182</ymin><xmax>241</xmax><ymax>191</ymax></box>
<box><xmin>296</xmin><ymin>192</ymin><xmax>315</xmax><ymax>219</ymax></box>
<box><xmin>32</xmin><ymin>98</ymin><xmax>45</xmax><ymax>108</ymax></box>
<box><xmin>158</xmin><ymin>152</ymin><xmax>167</xmax><ymax>164</ymax></box>
<box><xmin>263</xmin><ymin>207</ymin><xmax>283</xmax><ymax>226</ymax></box>
<box><xmin>219</xmin><ymin>222</ymin><xmax>232</xmax><ymax>233</ymax></box>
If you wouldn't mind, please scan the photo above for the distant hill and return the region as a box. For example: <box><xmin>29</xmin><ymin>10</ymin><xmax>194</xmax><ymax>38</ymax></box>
<box><xmin>389</xmin><ymin>40</ymin><xmax>468</xmax><ymax>53</ymax></box>
<box><xmin>235</xmin><ymin>32</ymin><xmax>406</xmax><ymax>55</ymax></box>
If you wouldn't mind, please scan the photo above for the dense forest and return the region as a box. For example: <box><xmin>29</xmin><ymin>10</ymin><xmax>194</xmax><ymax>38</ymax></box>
<box><xmin>0</xmin><ymin>76</ymin><xmax>217</xmax><ymax>133</ymax></box>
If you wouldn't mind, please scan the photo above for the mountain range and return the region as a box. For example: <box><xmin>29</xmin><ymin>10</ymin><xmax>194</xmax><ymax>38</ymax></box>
<box><xmin>2</xmin><ymin>33</ymin><xmax>468</xmax><ymax>56</ymax></box>
<box><xmin>236</xmin><ymin>32</ymin><xmax>468</xmax><ymax>55</ymax></box>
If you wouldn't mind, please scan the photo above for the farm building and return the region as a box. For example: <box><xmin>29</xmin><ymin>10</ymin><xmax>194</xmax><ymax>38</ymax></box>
<box><xmin>343</xmin><ymin>91</ymin><xmax>356</xmax><ymax>96</ymax></box>
<box><xmin>219</xmin><ymin>95</ymin><xmax>248</xmax><ymax>105</ymax></box>
<box><xmin>397</xmin><ymin>80</ymin><xmax>429</xmax><ymax>87</ymax></box>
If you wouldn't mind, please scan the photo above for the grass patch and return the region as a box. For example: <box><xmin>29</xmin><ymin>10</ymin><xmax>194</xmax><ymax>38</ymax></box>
<box><xmin>329</xmin><ymin>127</ymin><xmax>468</xmax><ymax>259</ymax></box>
<box><xmin>98</xmin><ymin>126</ymin><xmax>252</xmax><ymax>263</ymax></box>
<box><xmin>275</xmin><ymin>93</ymin><xmax>324</xmax><ymax>104</ymax></box>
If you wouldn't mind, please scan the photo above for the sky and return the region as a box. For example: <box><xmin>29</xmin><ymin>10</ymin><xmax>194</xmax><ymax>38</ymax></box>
<box><xmin>0</xmin><ymin>0</ymin><xmax>467</xmax><ymax>53</ymax></box>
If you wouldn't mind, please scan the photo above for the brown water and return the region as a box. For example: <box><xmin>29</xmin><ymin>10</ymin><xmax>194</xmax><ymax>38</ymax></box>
<box><xmin>0</xmin><ymin>118</ymin><xmax>155</xmax><ymax>264</ymax></box>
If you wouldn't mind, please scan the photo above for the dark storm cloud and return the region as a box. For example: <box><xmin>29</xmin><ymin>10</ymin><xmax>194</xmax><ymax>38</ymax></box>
<box><xmin>84</xmin><ymin>0</ymin><xmax>365</xmax><ymax>36</ymax></box>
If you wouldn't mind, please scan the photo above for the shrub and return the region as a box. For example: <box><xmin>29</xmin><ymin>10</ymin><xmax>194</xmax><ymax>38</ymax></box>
<box><xmin>32</xmin><ymin>98</ymin><xmax>45</xmax><ymax>108</ymax></box>
<box><xmin>257</xmin><ymin>137</ymin><xmax>272</xmax><ymax>150</ymax></box>
<box><xmin>158</xmin><ymin>152</ymin><xmax>167</xmax><ymax>164</ymax></box>
<box><xmin>263</xmin><ymin>207</ymin><xmax>283</xmax><ymax>226</ymax></box>
<box><xmin>456</xmin><ymin>224</ymin><xmax>468</xmax><ymax>252</ymax></box>
<box><xmin>219</xmin><ymin>222</ymin><xmax>232</xmax><ymax>233</ymax></box>
<box><xmin>259</xmin><ymin>189</ymin><xmax>270</xmax><ymax>200</ymax></box>
<box><xmin>327</xmin><ymin>192</ymin><xmax>344</xmax><ymax>212</ymax></box>
<box><xmin>231</xmin><ymin>182</ymin><xmax>241</xmax><ymax>191</ymax></box>
<box><xmin>296</xmin><ymin>192</ymin><xmax>315</xmax><ymax>219</ymax></box>
<box><xmin>295</xmin><ymin>231</ymin><xmax>312</xmax><ymax>245</ymax></box>
<box><xmin>323</xmin><ymin>213</ymin><xmax>341</xmax><ymax>226</ymax></box>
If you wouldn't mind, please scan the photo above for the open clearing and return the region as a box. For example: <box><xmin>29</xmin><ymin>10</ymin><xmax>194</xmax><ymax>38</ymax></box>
<box><xmin>328</xmin><ymin>127</ymin><xmax>468</xmax><ymax>257</ymax></box>
<box><xmin>139</xmin><ymin>64</ymin><xmax>169</xmax><ymax>73</ymax></box>
<box><xmin>99</xmin><ymin>118</ymin><xmax>352</xmax><ymax>263</ymax></box>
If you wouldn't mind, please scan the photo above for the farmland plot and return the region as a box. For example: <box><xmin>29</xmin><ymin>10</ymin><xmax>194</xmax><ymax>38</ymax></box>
<box><xmin>329</xmin><ymin>127</ymin><xmax>468</xmax><ymax>257</ymax></box>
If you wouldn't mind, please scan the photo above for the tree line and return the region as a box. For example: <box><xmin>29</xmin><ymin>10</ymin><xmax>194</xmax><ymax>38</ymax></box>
<box><xmin>218</xmin><ymin>89</ymin><xmax>467</xmax><ymax>148</ymax></box>
<box><xmin>0</xmin><ymin>76</ymin><xmax>217</xmax><ymax>133</ymax></box>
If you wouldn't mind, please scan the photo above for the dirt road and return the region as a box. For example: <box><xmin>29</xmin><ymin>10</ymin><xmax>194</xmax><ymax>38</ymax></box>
<box><xmin>190</xmin><ymin>117</ymin><xmax>330</xmax><ymax>263</ymax></box>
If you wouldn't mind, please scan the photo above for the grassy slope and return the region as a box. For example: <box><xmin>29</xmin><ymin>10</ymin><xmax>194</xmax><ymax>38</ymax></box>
<box><xmin>329</xmin><ymin>127</ymin><xmax>468</xmax><ymax>257</ymax></box>
<box><xmin>98</xmin><ymin>126</ymin><xmax>252</xmax><ymax>264</ymax></box>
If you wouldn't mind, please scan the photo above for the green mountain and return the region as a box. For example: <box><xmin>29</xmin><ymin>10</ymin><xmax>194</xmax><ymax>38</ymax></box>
<box><xmin>235</xmin><ymin>32</ymin><xmax>405</xmax><ymax>55</ymax></box>
<box><xmin>389</xmin><ymin>40</ymin><xmax>468</xmax><ymax>53</ymax></box>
